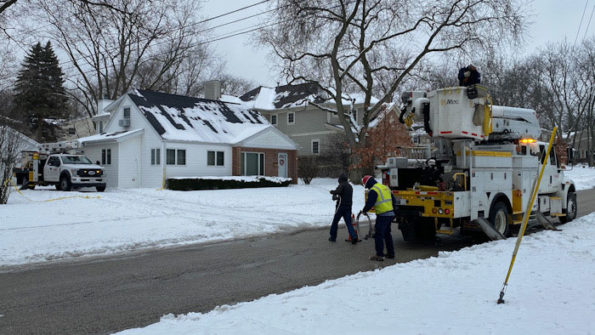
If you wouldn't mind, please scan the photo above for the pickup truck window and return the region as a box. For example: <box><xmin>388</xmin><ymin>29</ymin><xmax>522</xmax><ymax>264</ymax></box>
<box><xmin>48</xmin><ymin>157</ymin><xmax>60</xmax><ymax>166</ymax></box>
<box><xmin>61</xmin><ymin>155</ymin><xmax>93</xmax><ymax>164</ymax></box>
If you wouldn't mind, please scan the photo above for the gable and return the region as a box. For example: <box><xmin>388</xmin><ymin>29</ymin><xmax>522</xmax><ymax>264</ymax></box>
<box><xmin>237</xmin><ymin>127</ymin><xmax>297</xmax><ymax>150</ymax></box>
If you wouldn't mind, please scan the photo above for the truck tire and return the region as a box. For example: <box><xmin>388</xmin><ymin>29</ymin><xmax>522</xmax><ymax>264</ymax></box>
<box><xmin>560</xmin><ymin>192</ymin><xmax>577</xmax><ymax>223</ymax></box>
<box><xmin>96</xmin><ymin>185</ymin><xmax>106</xmax><ymax>192</ymax></box>
<box><xmin>55</xmin><ymin>183</ymin><xmax>62</xmax><ymax>190</ymax></box>
<box><xmin>489</xmin><ymin>202</ymin><xmax>510</xmax><ymax>237</ymax></box>
<box><xmin>60</xmin><ymin>175</ymin><xmax>72</xmax><ymax>191</ymax></box>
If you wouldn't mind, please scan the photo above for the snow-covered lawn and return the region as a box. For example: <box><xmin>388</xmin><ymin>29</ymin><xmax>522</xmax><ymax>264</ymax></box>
<box><xmin>116</xmin><ymin>212</ymin><xmax>595</xmax><ymax>335</ymax></box>
<box><xmin>0</xmin><ymin>179</ymin><xmax>366</xmax><ymax>267</ymax></box>
<box><xmin>1</xmin><ymin>166</ymin><xmax>594</xmax><ymax>268</ymax></box>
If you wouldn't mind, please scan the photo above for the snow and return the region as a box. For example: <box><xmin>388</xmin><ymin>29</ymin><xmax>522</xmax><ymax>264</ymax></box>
<box><xmin>1</xmin><ymin>166</ymin><xmax>594</xmax><ymax>334</ymax></box>
<box><xmin>116</xmin><ymin>212</ymin><xmax>595</xmax><ymax>335</ymax></box>
<box><xmin>565</xmin><ymin>164</ymin><xmax>595</xmax><ymax>190</ymax></box>
<box><xmin>0</xmin><ymin>178</ymin><xmax>366</xmax><ymax>267</ymax></box>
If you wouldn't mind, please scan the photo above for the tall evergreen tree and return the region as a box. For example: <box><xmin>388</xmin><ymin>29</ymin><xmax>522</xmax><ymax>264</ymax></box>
<box><xmin>13</xmin><ymin>41</ymin><xmax>68</xmax><ymax>142</ymax></box>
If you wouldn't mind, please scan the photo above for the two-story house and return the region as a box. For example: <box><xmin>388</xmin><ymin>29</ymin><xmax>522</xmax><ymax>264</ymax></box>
<box><xmin>239</xmin><ymin>83</ymin><xmax>378</xmax><ymax>157</ymax></box>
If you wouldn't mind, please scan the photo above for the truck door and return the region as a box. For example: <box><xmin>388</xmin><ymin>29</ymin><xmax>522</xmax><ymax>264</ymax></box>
<box><xmin>44</xmin><ymin>156</ymin><xmax>61</xmax><ymax>182</ymax></box>
<box><xmin>538</xmin><ymin>144</ymin><xmax>560</xmax><ymax>194</ymax></box>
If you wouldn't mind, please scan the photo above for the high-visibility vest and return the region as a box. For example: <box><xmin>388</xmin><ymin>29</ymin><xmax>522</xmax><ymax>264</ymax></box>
<box><xmin>371</xmin><ymin>183</ymin><xmax>394</xmax><ymax>215</ymax></box>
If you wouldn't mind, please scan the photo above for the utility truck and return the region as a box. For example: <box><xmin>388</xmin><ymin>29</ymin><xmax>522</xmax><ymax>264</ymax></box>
<box><xmin>378</xmin><ymin>86</ymin><xmax>577</xmax><ymax>241</ymax></box>
<box><xmin>14</xmin><ymin>141</ymin><xmax>106</xmax><ymax>192</ymax></box>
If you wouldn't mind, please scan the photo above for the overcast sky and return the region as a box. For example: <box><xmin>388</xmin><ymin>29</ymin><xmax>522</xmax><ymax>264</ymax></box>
<box><xmin>202</xmin><ymin>0</ymin><xmax>595</xmax><ymax>88</ymax></box>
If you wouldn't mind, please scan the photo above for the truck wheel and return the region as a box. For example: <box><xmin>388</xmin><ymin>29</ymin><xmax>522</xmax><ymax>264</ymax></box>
<box><xmin>560</xmin><ymin>192</ymin><xmax>577</xmax><ymax>223</ymax></box>
<box><xmin>55</xmin><ymin>183</ymin><xmax>62</xmax><ymax>190</ymax></box>
<box><xmin>60</xmin><ymin>175</ymin><xmax>72</xmax><ymax>191</ymax></box>
<box><xmin>489</xmin><ymin>202</ymin><xmax>510</xmax><ymax>237</ymax></box>
<box><xmin>96</xmin><ymin>185</ymin><xmax>106</xmax><ymax>192</ymax></box>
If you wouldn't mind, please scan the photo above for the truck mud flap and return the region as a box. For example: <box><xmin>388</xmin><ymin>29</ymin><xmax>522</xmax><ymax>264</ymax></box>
<box><xmin>475</xmin><ymin>218</ymin><xmax>505</xmax><ymax>240</ymax></box>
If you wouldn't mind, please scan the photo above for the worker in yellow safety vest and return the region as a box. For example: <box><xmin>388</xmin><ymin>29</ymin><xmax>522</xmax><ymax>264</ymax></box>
<box><xmin>360</xmin><ymin>175</ymin><xmax>397</xmax><ymax>261</ymax></box>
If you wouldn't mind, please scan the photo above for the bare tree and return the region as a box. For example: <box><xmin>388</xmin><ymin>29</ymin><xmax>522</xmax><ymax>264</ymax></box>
<box><xmin>35</xmin><ymin>0</ymin><xmax>216</xmax><ymax>117</ymax></box>
<box><xmin>260</xmin><ymin>0</ymin><xmax>526</xmax><ymax>175</ymax></box>
<box><xmin>0</xmin><ymin>124</ymin><xmax>23</xmax><ymax>204</ymax></box>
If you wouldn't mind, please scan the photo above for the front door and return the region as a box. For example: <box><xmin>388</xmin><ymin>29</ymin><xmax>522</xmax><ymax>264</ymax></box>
<box><xmin>278</xmin><ymin>153</ymin><xmax>288</xmax><ymax>178</ymax></box>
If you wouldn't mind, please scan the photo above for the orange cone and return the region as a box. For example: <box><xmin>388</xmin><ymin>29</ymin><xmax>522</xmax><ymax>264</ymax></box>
<box><xmin>347</xmin><ymin>213</ymin><xmax>358</xmax><ymax>241</ymax></box>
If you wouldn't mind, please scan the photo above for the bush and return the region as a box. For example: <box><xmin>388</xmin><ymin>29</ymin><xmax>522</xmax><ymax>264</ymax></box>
<box><xmin>167</xmin><ymin>176</ymin><xmax>292</xmax><ymax>191</ymax></box>
<box><xmin>298</xmin><ymin>156</ymin><xmax>319</xmax><ymax>184</ymax></box>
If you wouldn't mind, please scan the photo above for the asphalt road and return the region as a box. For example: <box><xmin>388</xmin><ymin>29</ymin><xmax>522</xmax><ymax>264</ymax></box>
<box><xmin>1</xmin><ymin>189</ymin><xmax>594</xmax><ymax>335</ymax></box>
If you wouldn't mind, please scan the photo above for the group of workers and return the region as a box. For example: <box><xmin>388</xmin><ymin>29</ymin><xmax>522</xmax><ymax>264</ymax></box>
<box><xmin>329</xmin><ymin>174</ymin><xmax>396</xmax><ymax>262</ymax></box>
<box><xmin>328</xmin><ymin>64</ymin><xmax>480</xmax><ymax>261</ymax></box>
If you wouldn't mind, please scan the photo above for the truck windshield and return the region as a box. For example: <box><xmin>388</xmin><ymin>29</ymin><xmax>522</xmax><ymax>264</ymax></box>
<box><xmin>61</xmin><ymin>156</ymin><xmax>93</xmax><ymax>164</ymax></box>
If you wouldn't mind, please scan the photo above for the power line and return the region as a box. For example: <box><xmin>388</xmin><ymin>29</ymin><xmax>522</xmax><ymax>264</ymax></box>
<box><xmin>583</xmin><ymin>3</ymin><xmax>595</xmax><ymax>40</ymax></box>
<box><xmin>574</xmin><ymin>0</ymin><xmax>589</xmax><ymax>45</ymax></box>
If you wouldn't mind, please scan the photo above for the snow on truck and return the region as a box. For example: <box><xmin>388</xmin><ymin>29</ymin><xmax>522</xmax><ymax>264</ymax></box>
<box><xmin>378</xmin><ymin>85</ymin><xmax>577</xmax><ymax>241</ymax></box>
<box><xmin>13</xmin><ymin>141</ymin><xmax>106</xmax><ymax>192</ymax></box>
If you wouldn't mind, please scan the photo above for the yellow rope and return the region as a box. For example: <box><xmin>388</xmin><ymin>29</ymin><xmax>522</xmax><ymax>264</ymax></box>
<box><xmin>3</xmin><ymin>177</ymin><xmax>101</xmax><ymax>202</ymax></box>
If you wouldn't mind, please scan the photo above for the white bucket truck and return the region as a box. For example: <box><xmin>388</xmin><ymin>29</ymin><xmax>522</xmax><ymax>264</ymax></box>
<box><xmin>380</xmin><ymin>86</ymin><xmax>577</xmax><ymax>241</ymax></box>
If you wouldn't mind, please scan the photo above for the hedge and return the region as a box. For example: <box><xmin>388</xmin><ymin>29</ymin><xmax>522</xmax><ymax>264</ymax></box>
<box><xmin>167</xmin><ymin>176</ymin><xmax>292</xmax><ymax>191</ymax></box>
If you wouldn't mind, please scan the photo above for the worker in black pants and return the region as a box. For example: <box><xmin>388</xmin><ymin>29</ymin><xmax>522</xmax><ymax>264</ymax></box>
<box><xmin>329</xmin><ymin>173</ymin><xmax>358</xmax><ymax>244</ymax></box>
<box><xmin>361</xmin><ymin>175</ymin><xmax>397</xmax><ymax>261</ymax></box>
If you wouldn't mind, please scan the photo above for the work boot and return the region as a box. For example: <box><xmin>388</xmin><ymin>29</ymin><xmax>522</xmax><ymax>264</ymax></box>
<box><xmin>328</xmin><ymin>237</ymin><xmax>336</xmax><ymax>242</ymax></box>
<box><xmin>351</xmin><ymin>237</ymin><xmax>358</xmax><ymax>245</ymax></box>
<box><xmin>369</xmin><ymin>255</ymin><xmax>384</xmax><ymax>261</ymax></box>
<box><xmin>385</xmin><ymin>254</ymin><xmax>395</xmax><ymax>259</ymax></box>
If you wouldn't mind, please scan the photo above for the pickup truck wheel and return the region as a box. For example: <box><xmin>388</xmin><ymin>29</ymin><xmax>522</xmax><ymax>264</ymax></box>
<box><xmin>60</xmin><ymin>175</ymin><xmax>72</xmax><ymax>191</ymax></box>
<box><xmin>55</xmin><ymin>183</ymin><xmax>62</xmax><ymax>190</ymax></box>
<box><xmin>560</xmin><ymin>192</ymin><xmax>577</xmax><ymax>223</ymax></box>
<box><xmin>489</xmin><ymin>202</ymin><xmax>510</xmax><ymax>237</ymax></box>
<box><xmin>96</xmin><ymin>185</ymin><xmax>106</xmax><ymax>192</ymax></box>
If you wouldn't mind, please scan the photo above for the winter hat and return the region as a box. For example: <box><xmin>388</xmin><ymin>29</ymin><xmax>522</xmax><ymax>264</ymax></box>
<box><xmin>338</xmin><ymin>173</ymin><xmax>348</xmax><ymax>183</ymax></box>
<box><xmin>361</xmin><ymin>175</ymin><xmax>372</xmax><ymax>186</ymax></box>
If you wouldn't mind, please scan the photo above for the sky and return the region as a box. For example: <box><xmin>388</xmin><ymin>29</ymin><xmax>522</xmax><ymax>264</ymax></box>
<box><xmin>201</xmin><ymin>0</ymin><xmax>595</xmax><ymax>87</ymax></box>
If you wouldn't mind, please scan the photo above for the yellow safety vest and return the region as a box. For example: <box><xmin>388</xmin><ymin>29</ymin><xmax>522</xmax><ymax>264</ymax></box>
<box><xmin>371</xmin><ymin>183</ymin><xmax>394</xmax><ymax>215</ymax></box>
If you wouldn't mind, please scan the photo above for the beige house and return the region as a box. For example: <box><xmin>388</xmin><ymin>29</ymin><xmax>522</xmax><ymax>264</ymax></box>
<box><xmin>239</xmin><ymin>83</ymin><xmax>378</xmax><ymax>157</ymax></box>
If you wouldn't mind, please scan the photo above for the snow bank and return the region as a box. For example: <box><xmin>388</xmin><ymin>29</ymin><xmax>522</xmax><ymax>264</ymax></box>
<box><xmin>116</xmin><ymin>213</ymin><xmax>595</xmax><ymax>334</ymax></box>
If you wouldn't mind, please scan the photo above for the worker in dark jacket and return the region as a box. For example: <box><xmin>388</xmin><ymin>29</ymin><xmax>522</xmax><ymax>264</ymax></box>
<box><xmin>360</xmin><ymin>175</ymin><xmax>397</xmax><ymax>261</ymax></box>
<box><xmin>458</xmin><ymin>64</ymin><xmax>481</xmax><ymax>86</ymax></box>
<box><xmin>329</xmin><ymin>173</ymin><xmax>358</xmax><ymax>244</ymax></box>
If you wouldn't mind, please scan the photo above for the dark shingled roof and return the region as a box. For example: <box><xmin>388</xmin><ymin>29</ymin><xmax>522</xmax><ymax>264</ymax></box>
<box><xmin>126</xmin><ymin>89</ymin><xmax>269</xmax><ymax>143</ymax></box>
<box><xmin>239</xmin><ymin>82</ymin><xmax>326</xmax><ymax>109</ymax></box>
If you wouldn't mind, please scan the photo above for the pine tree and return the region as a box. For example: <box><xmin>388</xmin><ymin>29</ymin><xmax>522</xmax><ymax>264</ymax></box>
<box><xmin>13</xmin><ymin>41</ymin><xmax>68</xmax><ymax>142</ymax></box>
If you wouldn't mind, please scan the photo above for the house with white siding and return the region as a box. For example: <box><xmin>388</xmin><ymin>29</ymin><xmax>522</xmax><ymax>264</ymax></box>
<box><xmin>78</xmin><ymin>89</ymin><xmax>298</xmax><ymax>188</ymax></box>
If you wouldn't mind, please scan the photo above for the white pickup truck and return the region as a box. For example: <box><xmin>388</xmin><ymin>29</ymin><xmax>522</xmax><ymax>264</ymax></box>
<box><xmin>44</xmin><ymin>154</ymin><xmax>106</xmax><ymax>191</ymax></box>
<box><xmin>15</xmin><ymin>152</ymin><xmax>106</xmax><ymax>192</ymax></box>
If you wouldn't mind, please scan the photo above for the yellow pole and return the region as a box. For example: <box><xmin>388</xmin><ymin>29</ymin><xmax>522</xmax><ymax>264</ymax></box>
<box><xmin>497</xmin><ymin>127</ymin><xmax>557</xmax><ymax>304</ymax></box>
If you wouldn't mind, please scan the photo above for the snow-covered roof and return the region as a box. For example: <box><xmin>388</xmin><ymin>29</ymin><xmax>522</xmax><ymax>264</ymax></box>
<box><xmin>127</xmin><ymin>89</ymin><xmax>271</xmax><ymax>144</ymax></box>
<box><xmin>78</xmin><ymin>129</ymin><xmax>144</xmax><ymax>144</ymax></box>
<box><xmin>239</xmin><ymin>83</ymin><xmax>326</xmax><ymax>110</ymax></box>
<box><xmin>239</xmin><ymin>83</ymin><xmax>380</xmax><ymax>111</ymax></box>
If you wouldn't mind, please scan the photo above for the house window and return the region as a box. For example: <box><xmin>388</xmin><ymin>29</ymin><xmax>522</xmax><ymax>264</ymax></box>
<box><xmin>167</xmin><ymin>149</ymin><xmax>186</xmax><ymax>165</ymax></box>
<box><xmin>151</xmin><ymin>148</ymin><xmax>161</xmax><ymax>165</ymax></box>
<box><xmin>177</xmin><ymin>149</ymin><xmax>186</xmax><ymax>165</ymax></box>
<box><xmin>99</xmin><ymin>121</ymin><xmax>104</xmax><ymax>133</ymax></box>
<box><xmin>208</xmin><ymin>151</ymin><xmax>224</xmax><ymax>166</ymax></box>
<box><xmin>352</xmin><ymin>109</ymin><xmax>358</xmax><ymax>123</ymax></box>
<box><xmin>101</xmin><ymin>148</ymin><xmax>112</xmax><ymax>165</ymax></box>
<box><xmin>271</xmin><ymin>114</ymin><xmax>277</xmax><ymax>125</ymax></box>
<box><xmin>312</xmin><ymin>140</ymin><xmax>320</xmax><ymax>154</ymax></box>
<box><xmin>241</xmin><ymin>152</ymin><xmax>264</xmax><ymax>176</ymax></box>
<box><xmin>166</xmin><ymin>149</ymin><xmax>176</xmax><ymax>165</ymax></box>
<box><xmin>123</xmin><ymin>107</ymin><xmax>131</xmax><ymax>119</ymax></box>
<box><xmin>287</xmin><ymin>112</ymin><xmax>295</xmax><ymax>125</ymax></box>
